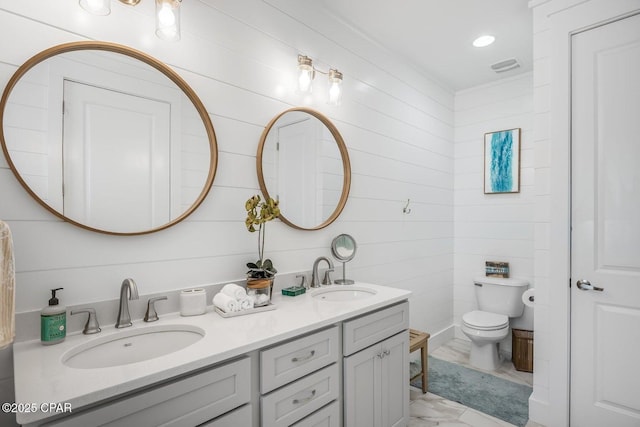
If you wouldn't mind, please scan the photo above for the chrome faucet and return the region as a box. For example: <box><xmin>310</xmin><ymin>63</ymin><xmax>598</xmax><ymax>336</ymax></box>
<box><xmin>115</xmin><ymin>278</ymin><xmax>139</xmax><ymax>328</ymax></box>
<box><xmin>311</xmin><ymin>256</ymin><xmax>334</xmax><ymax>288</ymax></box>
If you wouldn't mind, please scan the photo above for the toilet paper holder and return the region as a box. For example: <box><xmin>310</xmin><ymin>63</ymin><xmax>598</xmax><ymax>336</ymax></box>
<box><xmin>522</xmin><ymin>288</ymin><xmax>535</xmax><ymax>307</ymax></box>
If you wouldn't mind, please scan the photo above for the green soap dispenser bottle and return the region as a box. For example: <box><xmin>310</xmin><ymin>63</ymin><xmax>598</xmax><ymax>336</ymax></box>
<box><xmin>41</xmin><ymin>288</ymin><xmax>66</xmax><ymax>345</ymax></box>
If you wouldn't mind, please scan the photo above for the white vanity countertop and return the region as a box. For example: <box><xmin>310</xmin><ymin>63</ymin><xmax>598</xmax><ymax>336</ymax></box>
<box><xmin>13</xmin><ymin>282</ymin><xmax>411</xmax><ymax>425</ymax></box>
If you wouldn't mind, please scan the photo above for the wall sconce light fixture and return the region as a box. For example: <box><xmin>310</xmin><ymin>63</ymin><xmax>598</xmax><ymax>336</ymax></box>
<box><xmin>297</xmin><ymin>55</ymin><xmax>344</xmax><ymax>106</ymax></box>
<box><xmin>79</xmin><ymin>0</ymin><xmax>182</xmax><ymax>42</ymax></box>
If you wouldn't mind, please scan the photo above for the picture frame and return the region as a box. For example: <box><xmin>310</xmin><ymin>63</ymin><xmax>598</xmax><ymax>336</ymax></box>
<box><xmin>484</xmin><ymin>128</ymin><xmax>521</xmax><ymax>194</ymax></box>
<box><xmin>485</xmin><ymin>261</ymin><xmax>510</xmax><ymax>278</ymax></box>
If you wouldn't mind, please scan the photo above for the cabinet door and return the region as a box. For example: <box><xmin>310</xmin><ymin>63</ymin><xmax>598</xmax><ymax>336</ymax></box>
<box><xmin>343</xmin><ymin>331</ymin><xmax>409</xmax><ymax>427</ymax></box>
<box><xmin>343</xmin><ymin>342</ymin><xmax>381</xmax><ymax>427</ymax></box>
<box><xmin>379</xmin><ymin>331</ymin><xmax>409</xmax><ymax>427</ymax></box>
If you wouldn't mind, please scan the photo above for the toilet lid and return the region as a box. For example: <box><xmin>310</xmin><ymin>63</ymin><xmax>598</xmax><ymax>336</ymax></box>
<box><xmin>463</xmin><ymin>310</ymin><xmax>509</xmax><ymax>331</ymax></box>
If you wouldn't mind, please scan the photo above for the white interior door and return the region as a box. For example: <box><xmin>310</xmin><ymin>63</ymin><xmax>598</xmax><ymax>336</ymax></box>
<box><xmin>63</xmin><ymin>80</ymin><xmax>171</xmax><ymax>232</ymax></box>
<box><xmin>571</xmin><ymin>13</ymin><xmax>640</xmax><ymax>426</ymax></box>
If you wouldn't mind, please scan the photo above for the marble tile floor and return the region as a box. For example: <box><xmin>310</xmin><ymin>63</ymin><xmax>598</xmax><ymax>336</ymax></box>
<box><xmin>409</xmin><ymin>338</ymin><xmax>544</xmax><ymax>427</ymax></box>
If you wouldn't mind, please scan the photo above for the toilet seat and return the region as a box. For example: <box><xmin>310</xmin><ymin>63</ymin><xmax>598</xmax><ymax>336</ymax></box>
<box><xmin>462</xmin><ymin>310</ymin><xmax>508</xmax><ymax>331</ymax></box>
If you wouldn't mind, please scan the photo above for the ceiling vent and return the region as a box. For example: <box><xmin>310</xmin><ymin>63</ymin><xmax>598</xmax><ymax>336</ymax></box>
<box><xmin>491</xmin><ymin>58</ymin><xmax>520</xmax><ymax>73</ymax></box>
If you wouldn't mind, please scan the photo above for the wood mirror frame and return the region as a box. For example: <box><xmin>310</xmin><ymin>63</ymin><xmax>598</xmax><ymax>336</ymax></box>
<box><xmin>256</xmin><ymin>107</ymin><xmax>351</xmax><ymax>230</ymax></box>
<box><xmin>0</xmin><ymin>41</ymin><xmax>218</xmax><ymax>235</ymax></box>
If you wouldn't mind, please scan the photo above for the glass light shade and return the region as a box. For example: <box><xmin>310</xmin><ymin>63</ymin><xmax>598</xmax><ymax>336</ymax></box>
<box><xmin>327</xmin><ymin>69</ymin><xmax>343</xmax><ymax>106</ymax></box>
<box><xmin>297</xmin><ymin>55</ymin><xmax>314</xmax><ymax>93</ymax></box>
<box><xmin>79</xmin><ymin>0</ymin><xmax>111</xmax><ymax>15</ymax></box>
<box><xmin>156</xmin><ymin>0</ymin><xmax>181</xmax><ymax>41</ymax></box>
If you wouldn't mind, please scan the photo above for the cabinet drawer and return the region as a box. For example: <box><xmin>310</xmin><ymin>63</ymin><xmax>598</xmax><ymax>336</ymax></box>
<box><xmin>260</xmin><ymin>325</ymin><xmax>339</xmax><ymax>394</ymax></box>
<box><xmin>261</xmin><ymin>363</ymin><xmax>339</xmax><ymax>427</ymax></box>
<box><xmin>343</xmin><ymin>301</ymin><xmax>409</xmax><ymax>356</ymax></box>
<box><xmin>199</xmin><ymin>403</ymin><xmax>252</xmax><ymax>427</ymax></box>
<box><xmin>43</xmin><ymin>357</ymin><xmax>251</xmax><ymax>427</ymax></box>
<box><xmin>291</xmin><ymin>400</ymin><xmax>340</xmax><ymax>427</ymax></box>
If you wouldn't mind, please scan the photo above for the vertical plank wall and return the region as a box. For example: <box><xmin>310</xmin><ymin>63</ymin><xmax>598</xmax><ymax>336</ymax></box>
<box><xmin>0</xmin><ymin>1</ymin><xmax>454</xmax><ymax>421</ymax></box>
<box><xmin>453</xmin><ymin>73</ymin><xmax>535</xmax><ymax>356</ymax></box>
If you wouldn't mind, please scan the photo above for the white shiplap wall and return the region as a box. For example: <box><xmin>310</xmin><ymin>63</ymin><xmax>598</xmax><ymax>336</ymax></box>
<box><xmin>0</xmin><ymin>1</ymin><xmax>454</xmax><ymax>422</ymax></box>
<box><xmin>453</xmin><ymin>73</ymin><xmax>535</xmax><ymax>345</ymax></box>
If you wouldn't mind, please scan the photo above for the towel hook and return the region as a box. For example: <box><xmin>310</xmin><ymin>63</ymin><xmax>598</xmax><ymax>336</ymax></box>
<box><xmin>403</xmin><ymin>199</ymin><xmax>412</xmax><ymax>214</ymax></box>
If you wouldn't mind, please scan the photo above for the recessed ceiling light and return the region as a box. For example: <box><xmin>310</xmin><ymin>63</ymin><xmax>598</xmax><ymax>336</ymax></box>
<box><xmin>473</xmin><ymin>35</ymin><xmax>495</xmax><ymax>48</ymax></box>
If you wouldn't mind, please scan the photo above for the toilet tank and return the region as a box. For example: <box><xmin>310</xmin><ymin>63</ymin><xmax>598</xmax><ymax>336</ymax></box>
<box><xmin>474</xmin><ymin>277</ymin><xmax>529</xmax><ymax>317</ymax></box>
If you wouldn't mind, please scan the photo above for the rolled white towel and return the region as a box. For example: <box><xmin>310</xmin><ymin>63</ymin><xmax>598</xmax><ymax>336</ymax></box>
<box><xmin>213</xmin><ymin>292</ymin><xmax>239</xmax><ymax>313</ymax></box>
<box><xmin>255</xmin><ymin>293</ymin><xmax>270</xmax><ymax>306</ymax></box>
<box><xmin>221</xmin><ymin>283</ymin><xmax>247</xmax><ymax>300</ymax></box>
<box><xmin>239</xmin><ymin>298</ymin><xmax>254</xmax><ymax>311</ymax></box>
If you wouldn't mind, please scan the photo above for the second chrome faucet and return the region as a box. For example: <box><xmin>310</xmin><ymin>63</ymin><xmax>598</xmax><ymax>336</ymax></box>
<box><xmin>115</xmin><ymin>278</ymin><xmax>139</xmax><ymax>328</ymax></box>
<box><xmin>311</xmin><ymin>257</ymin><xmax>334</xmax><ymax>288</ymax></box>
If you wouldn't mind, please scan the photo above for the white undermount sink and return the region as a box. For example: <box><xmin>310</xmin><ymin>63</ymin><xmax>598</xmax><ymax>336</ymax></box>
<box><xmin>62</xmin><ymin>324</ymin><xmax>205</xmax><ymax>369</ymax></box>
<box><xmin>312</xmin><ymin>286</ymin><xmax>377</xmax><ymax>302</ymax></box>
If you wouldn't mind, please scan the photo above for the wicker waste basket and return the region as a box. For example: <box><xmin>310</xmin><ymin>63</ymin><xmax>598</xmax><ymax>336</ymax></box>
<box><xmin>512</xmin><ymin>329</ymin><xmax>533</xmax><ymax>373</ymax></box>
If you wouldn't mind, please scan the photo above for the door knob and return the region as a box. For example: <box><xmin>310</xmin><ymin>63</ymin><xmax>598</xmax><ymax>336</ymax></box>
<box><xmin>576</xmin><ymin>279</ymin><xmax>604</xmax><ymax>292</ymax></box>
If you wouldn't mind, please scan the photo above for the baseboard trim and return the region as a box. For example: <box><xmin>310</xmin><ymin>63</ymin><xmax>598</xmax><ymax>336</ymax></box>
<box><xmin>425</xmin><ymin>324</ymin><xmax>455</xmax><ymax>352</ymax></box>
<box><xmin>528</xmin><ymin>393</ymin><xmax>550</xmax><ymax>426</ymax></box>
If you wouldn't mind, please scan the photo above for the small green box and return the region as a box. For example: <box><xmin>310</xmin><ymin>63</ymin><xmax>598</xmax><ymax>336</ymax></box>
<box><xmin>281</xmin><ymin>286</ymin><xmax>306</xmax><ymax>296</ymax></box>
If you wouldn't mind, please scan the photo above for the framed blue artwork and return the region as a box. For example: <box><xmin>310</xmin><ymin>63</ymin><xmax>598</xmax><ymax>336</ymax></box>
<box><xmin>484</xmin><ymin>128</ymin><xmax>521</xmax><ymax>194</ymax></box>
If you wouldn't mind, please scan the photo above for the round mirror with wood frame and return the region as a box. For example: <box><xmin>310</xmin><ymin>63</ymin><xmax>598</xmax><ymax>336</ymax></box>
<box><xmin>257</xmin><ymin>107</ymin><xmax>351</xmax><ymax>230</ymax></box>
<box><xmin>0</xmin><ymin>41</ymin><xmax>218</xmax><ymax>235</ymax></box>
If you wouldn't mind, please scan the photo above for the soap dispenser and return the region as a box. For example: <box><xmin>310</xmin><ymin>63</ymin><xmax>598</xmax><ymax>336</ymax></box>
<box><xmin>41</xmin><ymin>288</ymin><xmax>66</xmax><ymax>345</ymax></box>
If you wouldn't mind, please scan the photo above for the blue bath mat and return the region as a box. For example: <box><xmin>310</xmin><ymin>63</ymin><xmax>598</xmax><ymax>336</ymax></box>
<box><xmin>411</xmin><ymin>356</ymin><xmax>532</xmax><ymax>427</ymax></box>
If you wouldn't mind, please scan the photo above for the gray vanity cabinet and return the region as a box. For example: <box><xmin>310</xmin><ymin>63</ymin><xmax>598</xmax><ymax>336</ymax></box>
<box><xmin>342</xmin><ymin>302</ymin><xmax>410</xmax><ymax>427</ymax></box>
<box><xmin>37</xmin><ymin>357</ymin><xmax>251</xmax><ymax>427</ymax></box>
<box><xmin>21</xmin><ymin>297</ymin><xmax>410</xmax><ymax>427</ymax></box>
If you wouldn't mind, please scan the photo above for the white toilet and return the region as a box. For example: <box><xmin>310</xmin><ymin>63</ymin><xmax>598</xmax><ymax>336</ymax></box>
<box><xmin>461</xmin><ymin>276</ymin><xmax>529</xmax><ymax>371</ymax></box>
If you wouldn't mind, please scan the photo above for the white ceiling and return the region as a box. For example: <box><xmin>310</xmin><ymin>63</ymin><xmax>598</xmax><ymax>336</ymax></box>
<box><xmin>318</xmin><ymin>0</ymin><xmax>533</xmax><ymax>92</ymax></box>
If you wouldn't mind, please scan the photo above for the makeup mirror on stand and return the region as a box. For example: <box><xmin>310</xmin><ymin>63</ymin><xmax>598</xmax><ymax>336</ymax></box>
<box><xmin>331</xmin><ymin>234</ymin><xmax>357</xmax><ymax>284</ymax></box>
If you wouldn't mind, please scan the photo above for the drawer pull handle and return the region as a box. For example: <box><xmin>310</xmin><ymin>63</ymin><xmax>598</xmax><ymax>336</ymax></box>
<box><xmin>291</xmin><ymin>350</ymin><xmax>316</xmax><ymax>363</ymax></box>
<box><xmin>292</xmin><ymin>389</ymin><xmax>316</xmax><ymax>405</ymax></box>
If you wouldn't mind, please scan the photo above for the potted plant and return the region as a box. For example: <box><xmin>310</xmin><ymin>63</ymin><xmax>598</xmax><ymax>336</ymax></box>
<box><xmin>245</xmin><ymin>194</ymin><xmax>280</xmax><ymax>303</ymax></box>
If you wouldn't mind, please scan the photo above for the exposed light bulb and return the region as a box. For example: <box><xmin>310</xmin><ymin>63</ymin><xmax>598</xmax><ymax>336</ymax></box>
<box><xmin>79</xmin><ymin>0</ymin><xmax>111</xmax><ymax>15</ymax></box>
<box><xmin>297</xmin><ymin>55</ymin><xmax>314</xmax><ymax>93</ymax></box>
<box><xmin>158</xmin><ymin>4</ymin><xmax>176</xmax><ymax>26</ymax></box>
<box><xmin>328</xmin><ymin>81</ymin><xmax>341</xmax><ymax>105</ymax></box>
<box><xmin>298</xmin><ymin>70</ymin><xmax>313</xmax><ymax>93</ymax></box>
<box><xmin>327</xmin><ymin>69</ymin><xmax>343</xmax><ymax>106</ymax></box>
<box><xmin>473</xmin><ymin>35</ymin><xmax>495</xmax><ymax>48</ymax></box>
<box><xmin>155</xmin><ymin>0</ymin><xmax>181</xmax><ymax>41</ymax></box>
